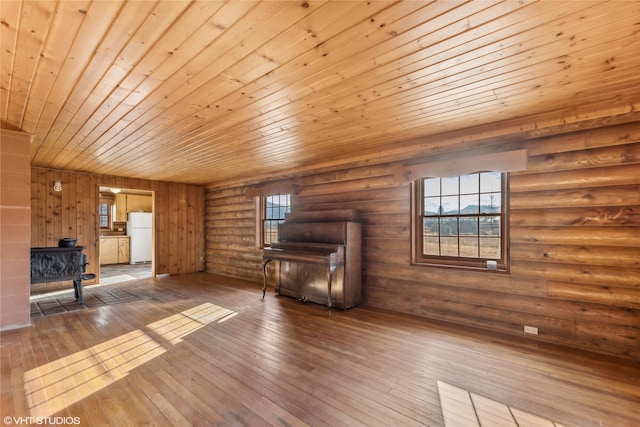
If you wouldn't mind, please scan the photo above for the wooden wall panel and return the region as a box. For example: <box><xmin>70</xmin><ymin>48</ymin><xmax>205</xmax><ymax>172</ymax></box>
<box><xmin>204</xmin><ymin>121</ymin><xmax>640</xmax><ymax>359</ymax></box>
<box><xmin>31</xmin><ymin>168</ymin><xmax>205</xmax><ymax>290</ymax></box>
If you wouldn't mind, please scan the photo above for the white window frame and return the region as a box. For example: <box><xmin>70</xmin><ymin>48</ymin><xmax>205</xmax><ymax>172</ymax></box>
<box><xmin>256</xmin><ymin>193</ymin><xmax>291</xmax><ymax>248</ymax></box>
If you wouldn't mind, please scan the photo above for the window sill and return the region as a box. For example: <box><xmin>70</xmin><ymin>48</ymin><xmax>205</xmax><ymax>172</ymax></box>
<box><xmin>411</xmin><ymin>260</ymin><xmax>509</xmax><ymax>273</ymax></box>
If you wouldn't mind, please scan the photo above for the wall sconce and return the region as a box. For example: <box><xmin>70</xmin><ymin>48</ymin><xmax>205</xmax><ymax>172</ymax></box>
<box><xmin>53</xmin><ymin>181</ymin><xmax>62</xmax><ymax>192</ymax></box>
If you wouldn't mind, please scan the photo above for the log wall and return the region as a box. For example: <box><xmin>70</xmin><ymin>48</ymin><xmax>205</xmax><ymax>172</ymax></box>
<box><xmin>205</xmin><ymin>122</ymin><xmax>640</xmax><ymax>359</ymax></box>
<box><xmin>31</xmin><ymin>168</ymin><xmax>205</xmax><ymax>290</ymax></box>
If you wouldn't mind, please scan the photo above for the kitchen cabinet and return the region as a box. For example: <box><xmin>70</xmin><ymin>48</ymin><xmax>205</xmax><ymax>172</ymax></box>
<box><xmin>100</xmin><ymin>238</ymin><xmax>118</xmax><ymax>265</ymax></box>
<box><xmin>100</xmin><ymin>236</ymin><xmax>130</xmax><ymax>265</ymax></box>
<box><xmin>118</xmin><ymin>237</ymin><xmax>130</xmax><ymax>264</ymax></box>
<box><xmin>127</xmin><ymin>194</ymin><xmax>152</xmax><ymax>214</ymax></box>
<box><xmin>115</xmin><ymin>194</ymin><xmax>127</xmax><ymax>222</ymax></box>
<box><xmin>114</xmin><ymin>194</ymin><xmax>152</xmax><ymax>222</ymax></box>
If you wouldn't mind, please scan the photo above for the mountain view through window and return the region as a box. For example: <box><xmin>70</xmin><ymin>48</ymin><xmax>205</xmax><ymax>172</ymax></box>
<box><xmin>421</xmin><ymin>172</ymin><xmax>503</xmax><ymax>260</ymax></box>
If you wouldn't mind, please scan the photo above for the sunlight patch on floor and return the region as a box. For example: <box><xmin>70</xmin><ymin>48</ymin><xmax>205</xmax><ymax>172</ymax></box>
<box><xmin>99</xmin><ymin>274</ymin><xmax>136</xmax><ymax>285</ymax></box>
<box><xmin>147</xmin><ymin>302</ymin><xmax>237</xmax><ymax>344</ymax></box>
<box><xmin>24</xmin><ymin>330</ymin><xmax>165</xmax><ymax>418</ymax></box>
<box><xmin>23</xmin><ymin>302</ymin><xmax>236</xmax><ymax>417</ymax></box>
<box><xmin>438</xmin><ymin>380</ymin><xmax>566</xmax><ymax>427</ymax></box>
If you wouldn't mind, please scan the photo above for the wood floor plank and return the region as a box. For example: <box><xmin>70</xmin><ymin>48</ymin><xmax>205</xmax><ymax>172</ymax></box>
<box><xmin>4</xmin><ymin>272</ymin><xmax>639</xmax><ymax>426</ymax></box>
<box><xmin>171</xmin><ymin>344</ymin><xmax>317</xmax><ymax>427</ymax></box>
<box><xmin>198</xmin><ymin>312</ymin><xmax>426</xmax><ymax>425</ymax></box>
<box><xmin>144</xmin><ymin>388</ymin><xmax>195</xmax><ymax>427</ymax></box>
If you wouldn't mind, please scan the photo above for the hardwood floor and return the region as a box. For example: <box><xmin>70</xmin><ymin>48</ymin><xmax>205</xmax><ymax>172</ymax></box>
<box><xmin>3</xmin><ymin>273</ymin><xmax>639</xmax><ymax>426</ymax></box>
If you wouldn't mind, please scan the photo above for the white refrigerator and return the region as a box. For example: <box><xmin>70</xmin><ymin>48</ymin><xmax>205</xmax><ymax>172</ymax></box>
<box><xmin>127</xmin><ymin>212</ymin><xmax>152</xmax><ymax>264</ymax></box>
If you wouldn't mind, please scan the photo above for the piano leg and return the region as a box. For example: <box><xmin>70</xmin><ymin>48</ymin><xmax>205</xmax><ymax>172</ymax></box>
<box><xmin>262</xmin><ymin>260</ymin><xmax>273</xmax><ymax>299</ymax></box>
<box><xmin>327</xmin><ymin>265</ymin><xmax>337</xmax><ymax>316</ymax></box>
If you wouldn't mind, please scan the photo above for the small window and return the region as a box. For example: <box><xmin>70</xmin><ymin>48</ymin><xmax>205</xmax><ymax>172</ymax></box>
<box><xmin>99</xmin><ymin>203</ymin><xmax>111</xmax><ymax>229</ymax></box>
<box><xmin>261</xmin><ymin>194</ymin><xmax>291</xmax><ymax>247</ymax></box>
<box><xmin>413</xmin><ymin>172</ymin><xmax>508</xmax><ymax>271</ymax></box>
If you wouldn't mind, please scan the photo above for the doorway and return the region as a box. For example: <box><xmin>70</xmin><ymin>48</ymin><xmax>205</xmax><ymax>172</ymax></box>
<box><xmin>98</xmin><ymin>186</ymin><xmax>154</xmax><ymax>285</ymax></box>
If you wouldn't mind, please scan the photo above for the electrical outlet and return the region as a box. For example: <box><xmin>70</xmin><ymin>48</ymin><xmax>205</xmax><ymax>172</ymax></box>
<box><xmin>524</xmin><ymin>325</ymin><xmax>538</xmax><ymax>335</ymax></box>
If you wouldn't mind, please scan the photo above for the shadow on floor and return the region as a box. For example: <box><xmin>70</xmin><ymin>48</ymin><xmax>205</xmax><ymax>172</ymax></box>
<box><xmin>30</xmin><ymin>287</ymin><xmax>144</xmax><ymax>318</ymax></box>
<box><xmin>30</xmin><ymin>264</ymin><xmax>154</xmax><ymax>318</ymax></box>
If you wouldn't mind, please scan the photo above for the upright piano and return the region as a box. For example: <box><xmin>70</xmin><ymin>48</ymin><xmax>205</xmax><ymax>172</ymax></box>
<box><xmin>262</xmin><ymin>209</ymin><xmax>361</xmax><ymax>314</ymax></box>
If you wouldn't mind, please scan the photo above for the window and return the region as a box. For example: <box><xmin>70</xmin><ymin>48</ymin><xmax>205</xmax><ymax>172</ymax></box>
<box><xmin>413</xmin><ymin>171</ymin><xmax>508</xmax><ymax>271</ymax></box>
<box><xmin>99</xmin><ymin>202</ymin><xmax>112</xmax><ymax>230</ymax></box>
<box><xmin>260</xmin><ymin>194</ymin><xmax>291</xmax><ymax>247</ymax></box>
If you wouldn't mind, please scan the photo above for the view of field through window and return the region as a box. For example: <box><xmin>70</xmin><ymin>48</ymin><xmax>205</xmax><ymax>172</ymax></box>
<box><xmin>264</xmin><ymin>194</ymin><xmax>291</xmax><ymax>246</ymax></box>
<box><xmin>422</xmin><ymin>172</ymin><xmax>502</xmax><ymax>259</ymax></box>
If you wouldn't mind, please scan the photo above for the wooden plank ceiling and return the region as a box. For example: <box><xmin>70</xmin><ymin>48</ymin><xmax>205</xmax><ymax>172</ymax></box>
<box><xmin>2</xmin><ymin>0</ymin><xmax>639</xmax><ymax>186</ymax></box>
